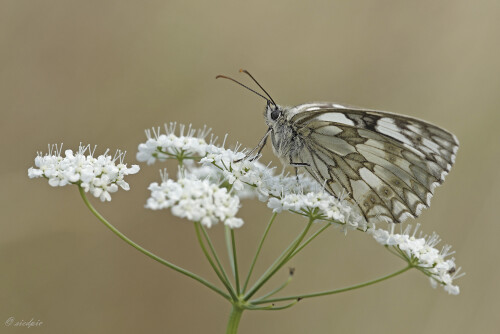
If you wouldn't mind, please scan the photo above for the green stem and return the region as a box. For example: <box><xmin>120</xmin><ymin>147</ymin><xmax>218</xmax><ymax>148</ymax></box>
<box><xmin>252</xmin><ymin>265</ymin><xmax>412</xmax><ymax>305</ymax></box>
<box><xmin>252</xmin><ymin>275</ymin><xmax>293</xmax><ymax>303</ymax></box>
<box><xmin>244</xmin><ymin>218</ymin><xmax>314</xmax><ymax>300</ymax></box>
<box><xmin>249</xmin><ymin>299</ymin><xmax>299</xmax><ymax>311</ymax></box>
<box><xmin>199</xmin><ymin>224</ymin><xmax>235</xmax><ymax>293</ymax></box>
<box><xmin>385</xmin><ymin>245</ymin><xmax>408</xmax><ymax>261</ymax></box>
<box><xmin>78</xmin><ymin>186</ymin><xmax>230</xmax><ymax>301</ymax></box>
<box><xmin>288</xmin><ymin>222</ymin><xmax>330</xmax><ymax>258</ymax></box>
<box><xmin>242</xmin><ymin>212</ymin><xmax>277</xmax><ymax>292</ymax></box>
<box><xmin>194</xmin><ymin>223</ymin><xmax>237</xmax><ymax>300</ymax></box>
<box><xmin>230</xmin><ymin>229</ymin><xmax>240</xmax><ymax>294</ymax></box>
<box><xmin>226</xmin><ymin>305</ymin><xmax>244</xmax><ymax>334</ymax></box>
<box><xmin>225</xmin><ymin>227</ymin><xmax>236</xmax><ymax>278</ymax></box>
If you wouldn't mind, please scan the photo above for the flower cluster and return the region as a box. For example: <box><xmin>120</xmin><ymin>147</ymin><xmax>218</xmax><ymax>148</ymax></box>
<box><xmin>370</xmin><ymin>224</ymin><xmax>463</xmax><ymax>294</ymax></box>
<box><xmin>200</xmin><ymin>145</ymin><xmax>321</xmax><ymax>201</ymax></box>
<box><xmin>268</xmin><ymin>192</ymin><xmax>366</xmax><ymax>232</ymax></box>
<box><xmin>28</xmin><ymin>144</ymin><xmax>140</xmax><ymax>201</ymax></box>
<box><xmin>136</xmin><ymin>123</ymin><xmax>212</xmax><ymax>165</ymax></box>
<box><xmin>146</xmin><ymin>170</ymin><xmax>243</xmax><ymax>228</ymax></box>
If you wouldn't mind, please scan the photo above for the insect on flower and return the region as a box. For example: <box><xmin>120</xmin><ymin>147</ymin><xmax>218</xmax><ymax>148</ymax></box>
<box><xmin>216</xmin><ymin>70</ymin><xmax>459</xmax><ymax>225</ymax></box>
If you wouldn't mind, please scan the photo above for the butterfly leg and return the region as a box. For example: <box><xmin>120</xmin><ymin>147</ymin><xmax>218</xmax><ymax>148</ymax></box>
<box><xmin>235</xmin><ymin>127</ymin><xmax>272</xmax><ymax>163</ymax></box>
<box><xmin>249</xmin><ymin>134</ymin><xmax>269</xmax><ymax>162</ymax></box>
<box><xmin>289</xmin><ymin>160</ymin><xmax>309</xmax><ymax>168</ymax></box>
<box><xmin>289</xmin><ymin>158</ymin><xmax>309</xmax><ymax>182</ymax></box>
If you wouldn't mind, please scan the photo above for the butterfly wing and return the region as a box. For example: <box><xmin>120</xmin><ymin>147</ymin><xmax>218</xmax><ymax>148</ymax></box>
<box><xmin>289</xmin><ymin>103</ymin><xmax>459</xmax><ymax>224</ymax></box>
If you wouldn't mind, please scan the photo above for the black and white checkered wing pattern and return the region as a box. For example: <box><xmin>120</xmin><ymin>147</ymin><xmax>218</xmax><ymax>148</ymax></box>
<box><xmin>291</xmin><ymin>104</ymin><xmax>459</xmax><ymax>224</ymax></box>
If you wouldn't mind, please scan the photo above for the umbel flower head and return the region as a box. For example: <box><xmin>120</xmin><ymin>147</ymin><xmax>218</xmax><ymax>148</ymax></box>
<box><xmin>146</xmin><ymin>169</ymin><xmax>244</xmax><ymax>228</ymax></box>
<box><xmin>29</xmin><ymin>144</ymin><xmax>140</xmax><ymax>201</ymax></box>
<box><xmin>370</xmin><ymin>223</ymin><xmax>464</xmax><ymax>295</ymax></box>
<box><xmin>136</xmin><ymin>122</ymin><xmax>212</xmax><ymax>165</ymax></box>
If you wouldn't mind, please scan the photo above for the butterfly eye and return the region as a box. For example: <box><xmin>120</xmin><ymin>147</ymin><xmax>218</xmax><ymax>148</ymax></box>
<box><xmin>271</xmin><ymin>109</ymin><xmax>280</xmax><ymax>120</ymax></box>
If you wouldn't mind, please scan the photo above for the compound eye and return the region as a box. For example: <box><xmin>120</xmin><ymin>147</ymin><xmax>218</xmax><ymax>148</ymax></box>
<box><xmin>270</xmin><ymin>109</ymin><xmax>280</xmax><ymax>120</ymax></box>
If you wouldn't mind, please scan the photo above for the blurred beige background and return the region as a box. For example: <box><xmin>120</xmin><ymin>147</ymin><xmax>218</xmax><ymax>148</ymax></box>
<box><xmin>2</xmin><ymin>0</ymin><xmax>499</xmax><ymax>333</ymax></box>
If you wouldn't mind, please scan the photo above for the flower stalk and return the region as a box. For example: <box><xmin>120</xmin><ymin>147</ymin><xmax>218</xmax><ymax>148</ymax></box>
<box><xmin>242</xmin><ymin>212</ymin><xmax>277</xmax><ymax>292</ymax></box>
<box><xmin>78</xmin><ymin>186</ymin><xmax>230</xmax><ymax>301</ymax></box>
<box><xmin>226</xmin><ymin>305</ymin><xmax>244</xmax><ymax>334</ymax></box>
<box><xmin>252</xmin><ymin>265</ymin><xmax>412</xmax><ymax>305</ymax></box>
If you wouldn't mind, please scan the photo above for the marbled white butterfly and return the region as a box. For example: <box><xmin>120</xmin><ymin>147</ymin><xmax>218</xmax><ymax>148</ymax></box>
<box><xmin>217</xmin><ymin>70</ymin><xmax>459</xmax><ymax>224</ymax></box>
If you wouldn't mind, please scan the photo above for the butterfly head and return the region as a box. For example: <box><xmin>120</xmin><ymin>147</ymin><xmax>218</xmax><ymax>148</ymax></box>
<box><xmin>264</xmin><ymin>101</ymin><xmax>284</xmax><ymax>126</ymax></box>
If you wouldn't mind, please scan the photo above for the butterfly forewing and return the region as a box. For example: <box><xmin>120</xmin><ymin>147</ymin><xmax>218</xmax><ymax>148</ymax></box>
<box><xmin>289</xmin><ymin>103</ymin><xmax>459</xmax><ymax>224</ymax></box>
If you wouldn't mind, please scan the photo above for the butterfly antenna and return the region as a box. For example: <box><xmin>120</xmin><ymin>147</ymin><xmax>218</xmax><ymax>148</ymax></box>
<box><xmin>239</xmin><ymin>69</ymin><xmax>277</xmax><ymax>106</ymax></box>
<box><xmin>216</xmin><ymin>75</ymin><xmax>270</xmax><ymax>103</ymax></box>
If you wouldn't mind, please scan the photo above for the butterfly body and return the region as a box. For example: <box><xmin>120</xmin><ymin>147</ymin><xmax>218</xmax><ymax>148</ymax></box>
<box><xmin>264</xmin><ymin>104</ymin><xmax>305</xmax><ymax>165</ymax></box>
<box><xmin>264</xmin><ymin>102</ymin><xmax>459</xmax><ymax>224</ymax></box>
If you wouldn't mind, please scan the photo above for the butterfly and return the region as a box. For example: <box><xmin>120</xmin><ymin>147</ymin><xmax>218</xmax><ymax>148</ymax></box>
<box><xmin>216</xmin><ymin>70</ymin><xmax>459</xmax><ymax>224</ymax></box>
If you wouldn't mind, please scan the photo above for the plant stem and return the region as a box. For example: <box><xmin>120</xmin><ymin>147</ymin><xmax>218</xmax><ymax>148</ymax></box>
<box><xmin>244</xmin><ymin>218</ymin><xmax>314</xmax><ymax>300</ymax></box>
<box><xmin>226</xmin><ymin>305</ymin><xmax>244</xmax><ymax>334</ymax></box>
<box><xmin>225</xmin><ymin>226</ymin><xmax>236</xmax><ymax>278</ymax></box>
<box><xmin>252</xmin><ymin>275</ymin><xmax>293</xmax><ymax>303</ymax></box>
<box><xmin>288</xmin><ymin>222</ymin><xmax>330</xmax><ymax>258</ymax></box>
<box><xmin>242</xmin><ymin>212</ymin><xmax>277</xmax><ymax>292</ymax></box>
<box><xmin>230</xmin><ymin>228</ymin><xmax>240</xmax><ymax>294</ymax></box>
<box><xmin>199</xmin><ymin>224</ymin><xmax>235</xmax><ymax>292</ymax></box>
<box><xmin>78</xmin><ymin>186</ymin><xmax>230</xmax><ymax>301</ymax></box>
<box><xmin>252</xmin><ymin>265</ymin><xmax>412</xmax><ymax>305</ymax></box>
<box><xmin>194</xmin><ymin>223</ymin><xmax>237</xmax><ymax>300</ymax></box>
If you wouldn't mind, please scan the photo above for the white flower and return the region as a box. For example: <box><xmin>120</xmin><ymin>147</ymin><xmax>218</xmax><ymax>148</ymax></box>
<box><xmin>29</xmin><ymin>144</ymin><xmax>140</xmax><ymax>201</ymax></box>
<box><xmin>225</xmin><ymin>217</ymin><xmax>244</xmax><ymax>228</ymax></box>
<box><xmin>146</xmin><ymin>170</ymin><xmax>243</xmax><ymax>228</ymax></box>
<box><xmin>369</xmin><ymin>223</ymin><xmax>463</xmax><ymax>295</ymax></box>
<box><xmin>136</xmin><ymin>123</ymin><xmax>212</xmax><ymax>165</ymax></box>
<box><xmin>266</xmin><ymin>190</ymin><xmax>366</xmax><ymax>232</ymax></box>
